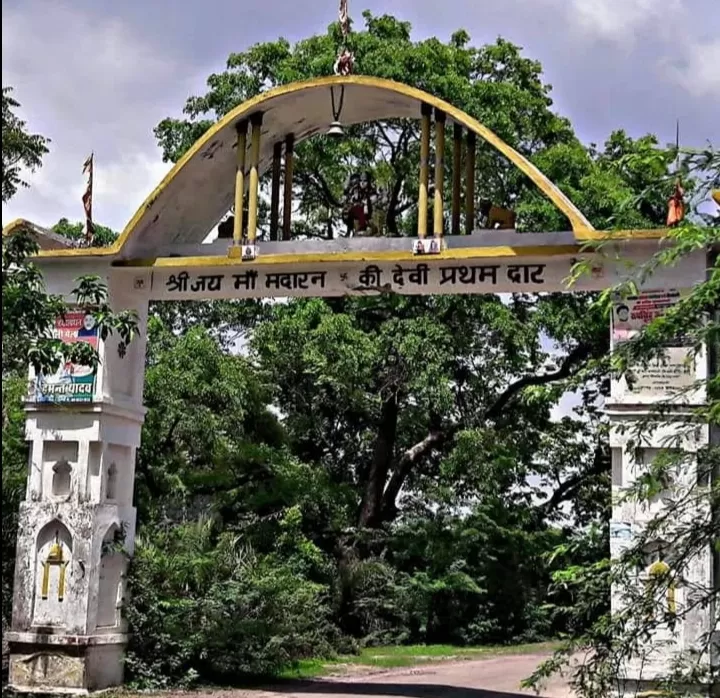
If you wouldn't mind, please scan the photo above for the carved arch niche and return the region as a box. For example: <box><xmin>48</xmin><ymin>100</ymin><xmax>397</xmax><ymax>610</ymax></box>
<box><xmin>639</xmin><ymin>538</ymin><xmax>684</xmax><ymax>640</ymax></box>
<box><xmin>33</xmin><ymin>520</ymin><xmax>73</xmax><ymax>627</ymax></box>
<box><xmin>95</xmin><ymin>524</ymin><xmax>125</xmax><ymax>630</ymax></box>
<box><xmin>42</xmin><ymin>441</ymin><xmax>78</xmax><ymax>501</ymax></box>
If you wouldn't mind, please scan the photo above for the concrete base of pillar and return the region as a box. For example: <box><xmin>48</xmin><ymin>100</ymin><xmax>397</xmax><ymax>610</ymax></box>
<box><xmin>7</xmin><ymin>632</ymin><xmax>127</xmax><ymax>694</ymax></box>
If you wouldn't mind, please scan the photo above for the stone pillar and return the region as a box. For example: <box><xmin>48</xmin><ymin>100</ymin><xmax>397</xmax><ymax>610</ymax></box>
<box><xmin>7</xmin><ymin>266</ymin><xmax>150</xmax><ymax>694</ymax></box>
<box><xmin>608</xmin><ymin>286</ymin><xmax>715</xmax><ymax>695</ymax></box>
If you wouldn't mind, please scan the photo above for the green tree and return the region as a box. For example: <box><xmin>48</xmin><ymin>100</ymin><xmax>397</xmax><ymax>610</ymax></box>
<box><xmin>150</xmin><ymin>19</ymin><xmax>674</xmax><ymax>546</ymax></box>
<box><xmin>126</xmin><ymin>320</ymin><xmax>345</xmax><ymax>685</ymax></box>
<box><xmin>155</xmin><ymin>13</ymin><xmax>673</xmax><ymax>237</ymax></box>
<box><xmin>146</xmin><ymin>16</ymin><xmax>715</xmax><ymax>675</ymax></box>
<box><xmin>2</xmin><ymin>232</ymin><xmax>138</xmax><ymax>377</ymax></box>
<box><xmin>2</xmin><ymin>86</ymin><xmax>49</xmax><ymax>203</ymax></box>
<box><xmin>4</xmin><ymin>13</ymin><xmax>710</xmax><ymax>688</ymax></box>
<box><xmin>51</xmin><ymin>217</ymin><xmax>119</xmax><ymax>248</ymax></box>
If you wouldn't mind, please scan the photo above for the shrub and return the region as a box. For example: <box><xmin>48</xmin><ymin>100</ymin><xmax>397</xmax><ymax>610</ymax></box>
<box><xmin>125</xmin><ymin>519</ymin><xmax>338</xmax><ymax>687</ymax></box>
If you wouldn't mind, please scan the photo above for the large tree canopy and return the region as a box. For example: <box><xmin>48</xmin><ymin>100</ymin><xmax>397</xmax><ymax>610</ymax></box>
<box><xmin>149</xmin><ymin>14</ymin><xmax>673</xmax><ymax>540</ymax></box>
<box><xmin>155</xmin><ymin>13</ymin><xmax>671</xmax><ymax>236</ymax></box>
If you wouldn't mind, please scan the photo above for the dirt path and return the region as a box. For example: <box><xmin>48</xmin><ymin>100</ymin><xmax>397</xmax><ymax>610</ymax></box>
<box><xmin>157</xmin><ymin>654</ymin><xmax>574</xmax><ymax>698</ymax></box>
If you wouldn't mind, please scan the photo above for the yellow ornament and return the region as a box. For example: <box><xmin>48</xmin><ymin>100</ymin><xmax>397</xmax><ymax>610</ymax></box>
<box><xmin>647</xmin><ymin>560</ymin><xmax>676</xmax><ymax>614</ymax></box>
<box><xmin>41</xmin><ymin>531</ymin><xmax>68</xmax><ymax>601</ymax></box>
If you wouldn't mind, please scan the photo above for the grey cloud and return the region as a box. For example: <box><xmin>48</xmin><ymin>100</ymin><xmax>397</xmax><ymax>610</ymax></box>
<box><xmin>2</xmin><ymin>0</ymin><xmax>718</xmax><ymax>232</ymax></box>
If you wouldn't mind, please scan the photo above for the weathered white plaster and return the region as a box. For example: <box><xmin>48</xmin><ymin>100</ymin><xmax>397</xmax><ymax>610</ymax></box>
<box><xmin>7</xmin><ymin>278</ymin><xmax>147</xmax><ymax>693</ymax></box>
<box><xmin>608</xmin><ymin>287</ymin><xmax>715</xmax><ymax>694</ymax></box>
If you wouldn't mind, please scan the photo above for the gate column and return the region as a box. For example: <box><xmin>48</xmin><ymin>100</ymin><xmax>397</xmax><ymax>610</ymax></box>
<box><xmin>7</xmin><ymin>266</ymin><xmax>150</xmax><ymax>694</ymax></box>
<box><xmin>607</xmin><ymin>282</ymin><xmax>716</xmax><ymax>696</ymax></box>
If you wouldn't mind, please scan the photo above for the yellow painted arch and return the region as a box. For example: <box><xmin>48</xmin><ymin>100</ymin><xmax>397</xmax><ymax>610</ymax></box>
<box><xmin>118</xmin><ymin>75</ymin><xmax>593</xmax><ymax>254</ymax></box>
<box><xmin>21</xmin><ymin>75</ymin><xmax>692</xmax><ymax>264</ymax></box>
<box><xmin>6</xmin><ymin>76</ymin><xmax>628</xmax><ymax>259</ymax></box>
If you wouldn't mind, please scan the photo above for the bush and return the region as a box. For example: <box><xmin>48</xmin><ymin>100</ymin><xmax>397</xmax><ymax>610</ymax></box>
<box><xmin>125</xmin><ymin>519</ymin><xmax>338</xmax><ymax>687</ymax></box>
<box><xmin>2</xmin><ymin>377</ymin><xmax>28</xmax><ymax>630</ymax></box>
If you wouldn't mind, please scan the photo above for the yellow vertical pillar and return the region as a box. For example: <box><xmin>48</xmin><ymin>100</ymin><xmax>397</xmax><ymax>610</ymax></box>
<box><xmin>451</xmin><ymin>123</ymin><xmax>462</xmax><ymax>236</ymax></box>
<box><xmin>232</xmin><ymin>121</ymin><xmax>248</xmax><ymax>245</ymax></box>
<box><xmin>270</xmin><ymin>142</ymin><xmax>282</xmax><ymax>241</ymax></box>
<box><xmin>417</xmin><ymin>103</ymin><xmax>432</xmax><ymax>239</ymax></box>
<box><xmin>433</xmin><ymin>109</ymin><xmax>446</xmax><ymax>238</ymax></box>
<box><xmin>247</xmin><ymin>112</ymin><xmax>263</xmax><ymax>244</ymax></box>
<box><xmin>283</xmin><ymin>134</ymin><xmax>294</xmax><ymax>241</ymax></box>
<box><xmin>465</xmin><ymin>131</ymin><xmax>476</xmax><ymax>235</ymax></box>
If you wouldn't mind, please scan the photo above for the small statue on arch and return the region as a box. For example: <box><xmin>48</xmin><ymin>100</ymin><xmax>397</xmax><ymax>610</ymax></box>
<box><xmin>342</xmin><ymin>170</ymin><xmax>380</xmax><ymax>236</ymax></box>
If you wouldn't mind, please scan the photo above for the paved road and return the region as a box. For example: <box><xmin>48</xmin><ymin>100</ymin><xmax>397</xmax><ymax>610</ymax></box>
<box><xmin>197</xmin><ymin>654</ymin><xmax>574</xmax><ymax>698</ymax></box>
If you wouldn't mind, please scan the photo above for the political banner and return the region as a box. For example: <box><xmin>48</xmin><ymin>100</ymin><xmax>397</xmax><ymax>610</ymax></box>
<box><xmin>612</xmin><ymin>290</ymin><xmax>694</xmax><ymax>396</ymax></box>
<box><xmin>611</xmin><ymin>289</ymin><xmax>690</xmax><ymax>346</ymax></box>
<box><xmin>34</xmin><ymin>311</ymin><xmax>99</xmax><ymax>403</ymax></box>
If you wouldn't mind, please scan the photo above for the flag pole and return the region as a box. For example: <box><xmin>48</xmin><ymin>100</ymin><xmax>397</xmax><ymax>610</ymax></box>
<box><xmin>82</xmin><ymin>153</ymin><xmax>94</xmax><ymax>245</ymax></box>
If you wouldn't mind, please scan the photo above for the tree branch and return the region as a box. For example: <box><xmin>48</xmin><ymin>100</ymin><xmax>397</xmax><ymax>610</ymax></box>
<box><xmin>312</xmin><ymin>168</ymin><xmax>342</xmax><ymax>208</ymax></box>
<box><xmin>485</xmin><ymin>342</ymin><xmax>594</xmax><ymax>421</ymax></box>
<box><xmin>376</xmin><ymin>343</ymin><xmax>595</xmax><ymax>523</ymax></box>
<box><xmin>359</xmin><ymin>396</ymin><xmax>399</xmax><ymax>528</ymax></box>
<box><xmin>539</xmin><ymin>440</ymin><xmax>608</xmax><ymax>517</ymax></box>
<box><xmin>380</xmin><ymin>421</ymin><xmax>458</xmax><ymax>522</ymax></box>
<box><xmin>375</xmin><ymin>122</ymin><xmax>398</xmax><ymax>158</ymax></box>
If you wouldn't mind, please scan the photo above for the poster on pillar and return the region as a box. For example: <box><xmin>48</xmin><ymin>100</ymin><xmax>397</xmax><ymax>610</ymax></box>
<box><xmin>611</xmin><ymin>289</ymin><xmax>695</xmax><ymax>397</ymax></box>
<box><xmin>34</xmin><ymin>310</ymin><xmax>99</xmax><ymax>404</ymax></box>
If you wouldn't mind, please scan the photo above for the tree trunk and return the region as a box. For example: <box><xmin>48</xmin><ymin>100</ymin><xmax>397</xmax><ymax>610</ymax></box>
<box><xmin>358</xmin><ymin>395</ymin><xmax>398</xmax><ymax>528</ymax></box>
<box><xmin>386</xmin><ymin>178</ymin><xmax>403</xmax><ymax>236</ymax></box>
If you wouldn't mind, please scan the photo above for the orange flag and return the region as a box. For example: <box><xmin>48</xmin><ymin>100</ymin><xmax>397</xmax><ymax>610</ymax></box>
<box><xmin>666</xmin><ymin>179</ymin><xmax>685</xmax><ymax>227</ymax></box>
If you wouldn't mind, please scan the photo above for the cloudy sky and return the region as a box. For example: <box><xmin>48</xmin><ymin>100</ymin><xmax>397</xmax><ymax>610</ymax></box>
<box><xmin>2</xmin><ymin>0</ymin><xmax>718</xmax><ymax>232</ymax></box>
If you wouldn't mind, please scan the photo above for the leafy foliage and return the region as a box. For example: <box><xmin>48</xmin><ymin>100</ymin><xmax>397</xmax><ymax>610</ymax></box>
<box><xmin>51</xmin><ymin>217</ymin><xmax>119</xmax><ymax>248</ymax></box>
<box><xmin>2</xmin><ymin>231</ymin><xmax>138</xmax><ymax>376</ymax></box>
<box><xmin>155</xmin><ymin>13</ymin><xmax>669</xmax><ymax>237</ymax></box>
<box><xmin>126</xmin><ymin>519</ymin><xmax>337</xmax><ymax>687</ymax></box>
<box><xmin>1</xmin><ymin>86</ymin><xmax>49</xmax><ymax>203</ymax></box>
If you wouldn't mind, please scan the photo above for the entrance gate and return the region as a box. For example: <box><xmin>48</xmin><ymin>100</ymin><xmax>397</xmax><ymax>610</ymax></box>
<box><xmin>3</xmin><ymin>76</ymin><xmax>713</xmax><ymax>695</ymax></box>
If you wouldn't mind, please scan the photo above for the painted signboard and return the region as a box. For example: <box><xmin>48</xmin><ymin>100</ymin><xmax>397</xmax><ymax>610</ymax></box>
<box><xmin>612</xmin><ymin>290</ymin><xmax>695</xmax><ymax>396</ymax></box>
<box><xmin>129</xmin><ymin>246</ymin><xmax>705</xmax><ymax>303</ymax></box>
<box><xmin>34</xmin><ymin>311</ymin><xmax>99</xmax><ymax>403</ymax></box>
<box><xmin>146</xmin><ymin>259</ymin><xmax>563</xmax><ymax>301</ymax></box>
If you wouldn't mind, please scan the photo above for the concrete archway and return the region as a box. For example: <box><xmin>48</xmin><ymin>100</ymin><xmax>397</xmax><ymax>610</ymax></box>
<box><xmin>6</xmin><ymin>75</ymin><xmax>598</xmax><ymax>261</ymax></box>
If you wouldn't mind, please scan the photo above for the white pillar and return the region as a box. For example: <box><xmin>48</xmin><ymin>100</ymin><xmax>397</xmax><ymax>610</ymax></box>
<box><xmin>608</xmin><ymin>283</ymin><xmax>716</xmax><ymax>696</ymax></box>
<box><xmin>7</xmin><ymin>265</ymin><xmax>151</xmax><ymax>694</ymax></box>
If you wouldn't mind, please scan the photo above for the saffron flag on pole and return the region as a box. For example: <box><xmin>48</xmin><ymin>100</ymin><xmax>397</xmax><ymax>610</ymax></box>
<box><xmin>666</xmin><ymin>178</ymin><xmax>685</xmax><ymax>227</ymax></box>
<box><xmin>82</xmin><ymin>153</ymin><xmax>94</xmax><ymax>244</ymax></box>
<box><xmin>666</xmin><ymin>120</ymin><xmax>685</xmax><ymax>228</ymax></box>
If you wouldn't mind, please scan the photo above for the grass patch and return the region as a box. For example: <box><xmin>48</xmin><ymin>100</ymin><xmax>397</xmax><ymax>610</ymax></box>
<box><xmin>279</xmin><ymin>641</ymin><xmax>560</xmax><ymax>679</ymax></box>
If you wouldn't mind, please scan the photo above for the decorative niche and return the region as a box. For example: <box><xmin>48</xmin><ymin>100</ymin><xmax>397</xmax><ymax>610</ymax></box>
<box><xmin>33</xmin><ymin>520</ymin><xmax>73</xmax><ymax>627</ymax></box>
<box><xmin>51</xmin><ymin>460</ymin><xmax>72</xmax><ymax>498</ymax></box>
<box><xmin>42</xmin><ymin>441</ymin><xmax>78</xmax><ymax>501</ymax></box>
<box><xmin>106</xmin><ymin>463</ymin><xmax>118</xmax><ymax>501</ymax></box>
<box><xmin>96</xmin><ymin>524</ymin><xmax>125</xmax><ymax>629</ymax></box>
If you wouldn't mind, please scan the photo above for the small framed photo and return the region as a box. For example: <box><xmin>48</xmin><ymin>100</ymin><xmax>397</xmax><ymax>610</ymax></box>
<box><xmin>412</xmin><ymin>238</ymin><xmax>443</xmax><ymax>255</ymax></box>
